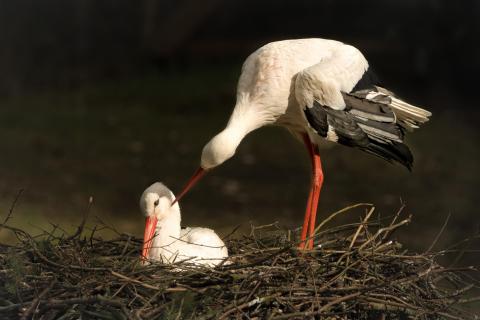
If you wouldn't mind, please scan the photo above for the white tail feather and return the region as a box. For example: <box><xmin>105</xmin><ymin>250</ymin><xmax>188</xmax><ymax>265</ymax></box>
<box><xmin>366</xmin><ymin>88</ymin><xmax>431</xmax><ymax>131</ymax></box>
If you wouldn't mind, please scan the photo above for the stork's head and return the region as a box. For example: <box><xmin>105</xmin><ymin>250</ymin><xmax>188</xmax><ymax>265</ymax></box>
<box><xmin>173</xmin><ymin>128</ymin><xmax>243</xmax><ymax>205</ymax></box>
<box><xmin>201</xmin><ymin>131</ymin><xmax>238</xmax><ymax>170</ymax></box>
<box><xmin>140</xmin><ymin>182</ymin><xmax>179</xmax><ymax>260</ymax></box>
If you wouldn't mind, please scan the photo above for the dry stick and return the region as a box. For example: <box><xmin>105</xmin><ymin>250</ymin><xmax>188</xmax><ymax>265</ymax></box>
<box><xmin>111</xmin><ymin>283</ymin><xmax>128</xmax><ymax>298</ymax></box>
<box><xmin>452</xmin><ymin>296</ymin><xmax>480</xmax><ymax>304</ymax></box>
<box><xmin>350</xmin><ymin>207</ymin><xmax>375</xmax><ymax>250</ymax></box>
<box><xmin>218</xmin><ymin>293</ymin><xmax>281</xmax><ymax>320</ymax></box>
<box><xmin>128</xmin><ymin>285</ymin><xmax>151</xmax><ymax>308</ymax></box>
<box><xmin>175</xmin><ymin>283</ymin><xmax>209</xmax><ymax>294</ymax></box>
<box><xmin>316</xmin><ymin>259</ymin><xmax>364</xmax><ymax>293</ymax></box>
<box><xmin>318</xmin><ymin>291</ymin><xmax>362</xmax><ymax>312</ymax></box>
<box><xmin>224</xmin><ymin>245</ymin><xmax>292</xmax><ymax>270</ymax></box>
<box><xmin>429</xmin><ymin>284</ymin><xmax>475</xmax><ymax>301</ymax></box>
<box><xmin>142</xmin><ymin>301</ymin><xmax>175</xmax><ymax>319</ymax></box>
<box><xmin>251</xmin><ymin>221</ymin><xmax>280</xmax><ymax>233</ymax></box>
<box><xmin>440</xmin><ymin>233</ymin><xmax>480</xmax><ymax>253</ymax></box>
<box><xmin>46</xmin><ymin>223</ymin><xmax>60</xmax><ymax>241</ymax></box>
<box><xmin>31</xmin><ymin>238</ymin><xmax>109</xmax><ymax>271</ymax></box>
<box><xmin>20</xmin><ymin>280</ymin><xmax>56</xmax><ymax>320</ymax></box>
<box><xmin>138</xmin><ymin>290</ymin><xmax>165</xmax><ymax>315</ymax></box>
<box><xmin>448</xmin><ymin>238</ymin><xmax>473</xmax><ymax>269</ymax></box>
<box><xmin>366</xmin><ymin>293</ymin><xmax>421</xmax><ymax>312</ymax></box>
<box><xmin>243</xmin><ymin>280</ymin><xmax>262</xmax><ymax>304</ymax></box>
<box><xmin>317</xmin><ymin>237</ymin><xmax>419</xmax><ymax>295</ymax></box>
<box><xmin>425</xmin><ymin>212</ymin><xmax>451</xmax><ymax>254</ymax></box>
<box><xmin>313</xmin><ymin>203</ymin><xmax>373</xmax><ymax>235</ymax></box>
<box><xmin>0</xmin><ymin>295</ymin><xmax>127</xmax><ymax>314</ymax></box>
<box><xmin>46</xmin><ymin>295</ymin><xmax>128</xmax><ymax>313</ymax></box>
<box><xmin>222</xmin><ymin>224</ymin><xmax>241</xmax><ymax>240</ymax></box>
<box><xmin>66</xmin><ymin>196</ymin><xmax>93</xmax><ymax>240</ymax></box>
<box><xmin>365</xmin><ymin>296</ymin><xmax>467</xmax><ymax>320</ymax></box>
<box><xmin>1</xmin><ymin>189</ymin><xmax>24</xmax><ymax>228</ymax></box>
<box><xmin>20</xmin><ymin>226</ymin><xmax>109</xmax><ymax>271</ymax></box>
<box><xmin>361</xmin><ymin>298</ymin><xmax>419</xmax><ymax>316</ymax></box>
<box><xmin>296</xmin><ymin>203</ymin><xmax>373</xmax><ymax>248</ymax></box>
<box><xmin>298</xmin><ymin>203</ymin><xmax>373</xmax><ymax>248</ymax></box>
<box><xmin>380</xmin><ymin>203</ymin><xmax>406</xmax><ymax>241</ymax></box>
<box><xmin>94</xmin><ymin>216</ymin><xmax>123</xmax><ymax>236</ymax></box>
<box><xmin>89</xmin><ymin>225</ymin><xmax>98</xmax><ymax>247</ymax></box>
<box><xmin>174</xmin><ymin>298</ymin><xmax>184</xmax><ymax>320</ymax></box>
<box><xmin>337</xmin><ymin>206</ymin><xmax>375</xmax><ymax>265</ymax></box>
<box><xmin>120</xmin><ymin>235</ymin><xmax>132</xmax><ymax>257</ymax></box>
<box><xmin>111</xmin><ymin>270</ymin><xmax>160</xmax><ymax>290</ymax></box>
<box><xmin>358</xmin><ymin>216</ymin><xmax>411</xmax><ymax>252</ymax></box>
<box><xmin>0</xmin><ymin>224</ymin><xmax>110</xmax><ymax>273</ymax></box>
<box><xmin>435</xmin><ymin>311</ymin><xmax>475</xmax><ymax>320</ymax></box>
<box><xmin>271</xmin><ymin>292</ymin><xmax>361</xmax><ymax>320</ymax></box>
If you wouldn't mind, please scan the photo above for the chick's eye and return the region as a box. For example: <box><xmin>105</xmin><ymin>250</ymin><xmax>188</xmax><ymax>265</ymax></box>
<box><xmin>154</xmin><ymin>199</ymin><xmax>159</xmax><ymax>206</ymax></box>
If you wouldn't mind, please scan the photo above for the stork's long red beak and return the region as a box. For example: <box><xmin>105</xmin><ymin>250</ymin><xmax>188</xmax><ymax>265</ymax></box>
<box><xmin>142</xmin><ymin>216</ymin><xmax>158</xmax><ymax>261</ymax></box>
<box><xmin>172</xmin><ymin>167</ymin><xmax>206</xmax><ymax>205</ymax></box>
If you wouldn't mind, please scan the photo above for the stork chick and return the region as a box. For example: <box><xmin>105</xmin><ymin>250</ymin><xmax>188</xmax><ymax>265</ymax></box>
<box><xmin>140</xmin><ymin>182</ymin><xmax>228</xmax><ymax>267</ymax></box>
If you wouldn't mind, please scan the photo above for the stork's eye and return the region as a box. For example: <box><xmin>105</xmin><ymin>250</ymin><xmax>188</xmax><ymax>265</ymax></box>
<box><xmin>154</xmin><ymin>199</ymin><xmax>159</xmax><ymax>206</ymax></box>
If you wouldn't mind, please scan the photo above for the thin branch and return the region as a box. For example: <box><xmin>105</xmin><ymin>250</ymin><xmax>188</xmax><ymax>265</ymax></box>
<box><xmin>66</xmin><ymin>196</ymin><xmax>93</xmax><ymax>240</ymax></box>
<box><xmin>2</xmin><ymin>189</ymin><xmax>24</xmax><ymax>227</ymax></box>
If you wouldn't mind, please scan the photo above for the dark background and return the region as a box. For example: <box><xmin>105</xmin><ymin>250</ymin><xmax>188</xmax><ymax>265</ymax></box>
<box><xmin>0</xmin><ymin>0</ymin><xmax>479</xmax><ymax>270</ymax></box>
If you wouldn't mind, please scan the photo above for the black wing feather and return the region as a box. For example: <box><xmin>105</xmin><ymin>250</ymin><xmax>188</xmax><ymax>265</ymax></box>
<box><xmin>302</xmin><ymin>66</ymin><xmax>417</xmax><ymax>170</ymax></box>
<box><xmin>324</xmin><ymin>108</ymin><xmax>369</xmax><ymax>147</ymax></box>
<box><xmin>304</xmin><ymin>101</ymin><xmax>413</xmax><ymax>170</ymax></box>
<box><xmin>304</xmin><ymin>103</ymin><xmax>328</xmax><ymax>137</ymax></box>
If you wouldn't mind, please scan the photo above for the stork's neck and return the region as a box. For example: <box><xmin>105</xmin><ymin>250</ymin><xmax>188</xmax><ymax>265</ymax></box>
<box><xmin>222</xmin><ymin>99</ymin><xmax>267</xmax><ymax>149</ymax></box>
<box><xmin>152</xmin><ymin>205</ymin><xmax>181</xmax><ymax>251</ymax></box>
<box><xmin>201</xmin><ymin>98</ymin><xmax>268</xmax><ymax>170</ymax></box>
<box><xmin>227</xmin><ymin>97</ymin><xmax>267</xmax><ymax>135</ymax></box>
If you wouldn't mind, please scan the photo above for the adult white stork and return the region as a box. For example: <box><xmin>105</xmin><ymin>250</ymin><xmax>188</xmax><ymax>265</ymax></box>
<box><xmin>173</xmin><ymin>38</ymin><xmax>431</xmax><ymax>249</ymax></box>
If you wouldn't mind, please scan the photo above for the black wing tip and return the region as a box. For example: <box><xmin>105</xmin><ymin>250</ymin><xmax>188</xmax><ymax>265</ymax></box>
<box><xmin>364</xmin><ymin>141</ymin><xmax>413</xmax><ymax>171</ymax></box>
<box><xmin>393</xmin><ymin>142</ymin><xmax>414</xmax><ymax>171</ymax></box>
<box><xmin>404</xmin><ymin>159</ymin><xmax>414</xmax><ymax>172</ymax></box>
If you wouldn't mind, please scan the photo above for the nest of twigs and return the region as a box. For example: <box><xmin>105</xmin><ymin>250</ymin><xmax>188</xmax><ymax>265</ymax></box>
<box><xmin>0</xmin><ymin>203</ymin><xmax>479</xmax><ymax>319</ymax></box>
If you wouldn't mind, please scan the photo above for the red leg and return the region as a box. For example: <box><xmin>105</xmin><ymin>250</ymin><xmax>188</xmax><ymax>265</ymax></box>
<box><xmin>307</xmin><ymin>148</ymin><xmax>323</xmax><ymax>249</ymax></box>
<box><xmin>299</xmin><ymin>187</ymin><xmax>313</xmax><ymax>249</ymax></box>
<box><xmin>299</xmin><ymin>134</ymin><xmax>324</xmax><ymax>250</ymax></box>
<box><xmin>299</xmin><ymin>134</ymin><xmax>314</xmax><ymax>248</ymax></box>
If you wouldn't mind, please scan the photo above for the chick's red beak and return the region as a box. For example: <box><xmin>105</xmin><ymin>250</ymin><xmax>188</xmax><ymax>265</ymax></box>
<box><xmin>172</xmin><ymin>167</ymin><xmax>206</xmax><ymax>205</ymax></box>
<box><xmin>142</xmin><ymin>216</ymin><xmax>158</xmax><ymax>261</ymax></box>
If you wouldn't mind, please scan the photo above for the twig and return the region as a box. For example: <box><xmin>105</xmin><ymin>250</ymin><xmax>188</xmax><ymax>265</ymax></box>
<box><xmin>318</xmin><ymin>292</ymin><xmax>362</xmax><ymax>312</ymax></box>
<box><xmin>358</xmin><ymin>216</ymin><xmax>411</xmax><ymax>251</ymax></box>
<box><xmin>2</xmin><ymin>189</ymin><xmax>24</xmax><ymax>227</ymax></box>
<box><xmin>20</xmin><ymin>280</ymin><xmax>56</xmax><ymax>320</ymax></box>
<box><xmin>66</xmin><ymin>196</ymin><xmax>93</xmax><ymax>240</ymax></box>
<box><xmin>222</xmin><ymin>224</ymin><xmax>241</xmax><ymax>240</ymax></box>
<box><xmin>111</xmin><ymin>270</ymin><xmax>161</xmax><ymax>290</ymax></box>
<box><xmin>337</xmin><ymin>206</ymin><xmax>375</xmax><ymax>265</ymax></box>
<box><xmin>313</xmin><ymin>203</ymin><xmax>373</xmax><ymax>234</ymax></box>
<box><xmin>218</xmin><ymin>293</ymin><xmax>281</xmax><ymax>319</ymax></box>
<box><xmin>380</xmin><ymin>203</ymin><xmax>406</xmax><ymax>241</ymax></box>
<box><xmin>425</xmin><ymin>213</ymin><xmax>451</xmax><ymax>254</ymax></box>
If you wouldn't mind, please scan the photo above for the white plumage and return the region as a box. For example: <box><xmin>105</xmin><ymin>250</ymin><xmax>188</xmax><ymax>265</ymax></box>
<box><xmin>140</xmin><ymin>182</ymin><xmax>228</xmax><ymax>267</ymax></box>
<box><xmin>174</xmin><ymin>38</ymin><xmax>432</xmax><ymax>250</ymax></box>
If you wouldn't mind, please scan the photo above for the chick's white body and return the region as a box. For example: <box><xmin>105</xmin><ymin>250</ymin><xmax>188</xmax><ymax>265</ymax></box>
<box><xmin>140</xmin><ymin>183</ymin><xmax>228</xmax><ymax>266</ymax></box>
